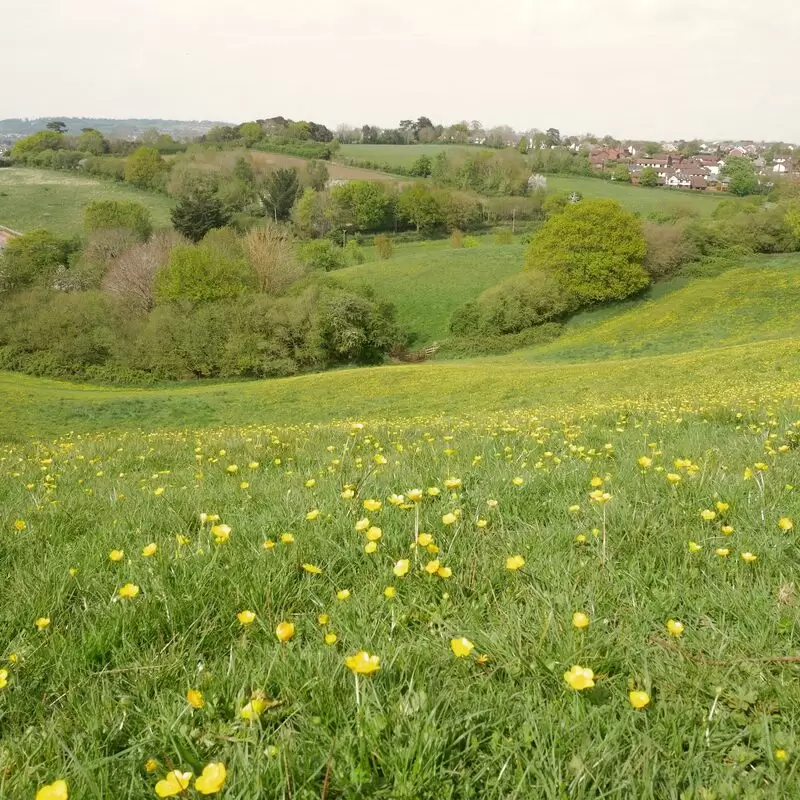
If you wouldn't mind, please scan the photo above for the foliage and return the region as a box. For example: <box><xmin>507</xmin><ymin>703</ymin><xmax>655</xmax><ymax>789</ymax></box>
<box><xmin>0</xmin><ymin>229</ymin><xmax>77</xmax><ymax>291</ymax></box>
<box><xmin>257</xmin><ymin>168</ymin><xmax>301</xmax><ymax>221</ymax></box>
<box><xmin>10</xmin><ymin>131</ymin><xmax>65</xmax><ymax>160</ymax></box>
<box><xmin>525</xmin><ymin>199</ymin><xmax>650</xmax><ymax>305</ymax></box>
<box><xmin>722</xmin><ymin>156</ymin><xmax>761</xmax><ymax>196</ymax></box>
<box><xmin>639</xmin><ymin>166</ymin><xmax>659</xmax><ymax>187</ymax></box>
<box><xmin>123</xmin><ymin>146</ymin><xmax>168</xmax><ymax>190</ymax></box>
<box><xmin>292</xmin><ymin>188</ymin><xmax>333</xmax><ymax>239</ymax></box>
<box><xmin>170</xmin><ymin>188</ymin><xmax>232</xmax><ymax>243</ymax></box>
<box><xmin>642</xmin><ymin>221</ymin><xmax>700</xmax><ymax>281</ymax></box>
<box><xmin>242</xmin><ymin>223</ymin><xmax>306</xmax><ymax>293</ymax></box>
<box><xmin>409</xmin><ymin>154</ymin><xmax>433</xmax><ymax>177</ymax></box>
<box><xmin>331</xmin><ymin>181</ymin><xmax>396</xmax><ymax>232</ymax></box>
<box><xmin>305</xmin><ymin>160</ymin><xmax>329</xmax><ymax>191</ymax></box>
<box><xmin>75</xmin><ymin>129</ymin><xmax>108</xmax><ymax>156</ymax></box>
<box><xmin>298</xmin><ymin>239</ymin><xmax>346</xmax><ymax>272</ymax></box>
<box><xmin>83</xmin><ymin>200</ymin><xmax>153</xmax><ymax>241</ymax></box>
<box><xmin>154</xmin><ymin>243</ymin><xmax>257</xmax><ymax>304</ymax></box>
<box><xmin>437</xmin><ymin>323</ymin><xmax>563</xmax><ymax>357</ymax></box>
<box><xmin>398</xmin><ymin>183</ymin><xmax>443</xmax><ymax>232</ymax></box>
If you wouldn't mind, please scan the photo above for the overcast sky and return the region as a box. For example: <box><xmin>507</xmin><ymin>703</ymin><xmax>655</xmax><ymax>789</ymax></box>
<box><xmin>3</xmin><ymin>0</ymin><xmax>799</xmax><ymax>142</ymax></box>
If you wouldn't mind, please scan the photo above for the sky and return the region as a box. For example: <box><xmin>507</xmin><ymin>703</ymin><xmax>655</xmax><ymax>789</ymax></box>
<box><xmin>3</xmin><ymin>0</ymin><xmax>799</xmax><ymax>142</ymax></box>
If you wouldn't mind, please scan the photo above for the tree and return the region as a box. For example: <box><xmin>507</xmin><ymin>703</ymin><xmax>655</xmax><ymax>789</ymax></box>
<box><xmin>124</xmin><ymin>146</ymin><xmax>167</xmax><ymax>190</ymax></box>
<box><xmin>330</xmin><ymin>181</ymin><xmax>395</xmax><ymax>232</ymax></box>
<box><xmin>643</xmin><ymin>142</ymin><xmax>660</xmax><ymax>156</ymax></box>
<box><xmin>170</xmin><ymin>188</ymin><xmax>231</xmax><ymax>243</ymax></box>
<box><xmin>409</xmin><ymin>155</ymin><xmax>432</xmax><ymax>177</ymax></box>
<box><xmin>292</xmin><ymin>188</ymin><xmax>333</xmax><ymax>238</ymax></box>
<box><xmin>722</xmin><ymin>157</ymin><xmax>760</xmax><ymax>196</ymax></box>
<box><xmin>639</xmin><ymin>167</ymin><xmax>659</xmax><ymax>187</ymax></box>
<box><xmin>238</xmin><ymin>121</ymin><xmax>264</xmax><ymax>146</ymax></box>
<box><xmin>46</xmin><ymin>120</ymin><xmax>68</xmax><ymax>134</ymax></box>
<box><xmin>155</xmin><ymin>244</ymin><xmax>256</xmax><ymax>304</ymax></box>
<box><xmin>0</xmin><ymin>229</ymin><xmax>76</xmax><ymax>291</ymax></box>
<box><xmin>256</xmin><ymin>168</ymin><xmax>301</xmax><ymax>221</ymax></box>
<box><xmin>525</xmin><ymin>198</ymin><xmax>649</xmax><ymax>305</ymax></box>
<box><xmin>10</xmin><ymin>131</ymin><xmax>65</xmax><ymax>160</ymax></box>
<box><xmin>242</xmin><ymin>224</ymin><xmax>306</xmax><ymax>294</ymax></box>
<box><xmin>84</xmin><ymin>200</ymin><xmax>153</xmax><ymax>241</ymax></box>
<box><xmin>76</xmin><ymin>129</ymin><xmax>108</xmax><ymax>155</ymax></box>
<box><xmin>545</xmin><ymin>128</ymin><xmax>561</xmax><ymax>148</ymax></box>
<box><xmin>518</xmin><ymin>138</ymin><xmax>529</xmax><ymax>155</ymax></box>
<box><xmin>398</xmin><ymin>184</ymin><xmax>442</xmax><ymax>233</ymax></box>
<box><xmin>101</xmin><ymin>231</ymin><xmax>179</xmax><ymax>313</ymax></box>
<box><xmin>611</xmin><ymin>164</ymin><xmax>631</xmax><ymax>183</ymax></box>
<box><xmin>305</xmin><ymin>160</ymin><xmax>329</xmax><ymax>191</ymax></box>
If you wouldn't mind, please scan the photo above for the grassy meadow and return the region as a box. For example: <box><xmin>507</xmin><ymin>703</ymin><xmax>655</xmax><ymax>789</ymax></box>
<box><xmin>0</xmin><ymin>168</ymin><xmax>175</xmax><ymax>235</ymax></box>
<box><xmin>338</xmin><ymin>143</ymin><xmax>486</xmax><ymax>170</ymax></box>
<box><xmin>335</xmin><ymin>239</ymin><xmax>524</xmax><ymax>344</ymax></box>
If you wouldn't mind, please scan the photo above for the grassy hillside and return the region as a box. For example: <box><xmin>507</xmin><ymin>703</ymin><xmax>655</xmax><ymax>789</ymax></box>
<box><xmin>335</xmin><ymin>239</ymin><xmax>524</xmax><ymax>344</ymax></box>
<box><xmin>521</xmin><ymin>254</ymin><xmax>800</xmax><ymax>362</ymax></box>
<box><xmin>0</xmin><ymin>168</ymin><xmax>174</xmax><ymax>235</ymax></box>
<box><xmin>338</xmin><ymin>143</ymin><xmax>487</xmax><ymax>169</ymax></box>
<box><xmin>3</xmin><ymin>261</ymin><xmax>800</xmax><ymax>796</ymax></box>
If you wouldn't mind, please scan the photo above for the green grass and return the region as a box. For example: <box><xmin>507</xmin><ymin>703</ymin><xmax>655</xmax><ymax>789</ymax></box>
<box><xmin>0</xmin><ymin>168</ymin><xmax>174</xmax><ymax>235</ymax></box>
<box><xmin>545</xmin><ymin>174</ymin><xmax>723</xmax><ymax>217</ymax></box>
<box><xmin>4</xmin><ymin>258</ymin><xmax>800</xmax><ymax>797</ymax></box>
<box><xmin>523</xmin><ymin>254</ymin><xmax>800</xmax><ymax>362</ymax></box>
<box><xmin>335</xmin><ymin>239</ymin><xmax>525</xmax><ymax>344</ymax></box>
<box><xmin>338</xmin><ymin>143</ymin><xmax>488</xmax><ymax>169</ymax></box>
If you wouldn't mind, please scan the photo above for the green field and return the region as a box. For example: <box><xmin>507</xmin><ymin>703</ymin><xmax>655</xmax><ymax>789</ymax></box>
<box><xmin>336</xmin><ymin>239</ymin><xmax>524</xmax><ymax>344</ymax></box>
<box><xmin>0</xmin><ymin>168</ymin><xmax>175</xmax><ymax>235</ymax></box>
<box><xmin>545</xmin><ymin>174</ymin><xmax>724</xmax><ymax>218</ymax></box>
<box><xmin>5</xmin><ymin>253</ymin><xmax>800</xmax><ymax>797</ymax></box>
<box><xmin>338</xmin><ymin>143</ymin><xmax>487</xmax><ymax>169</ymax></box>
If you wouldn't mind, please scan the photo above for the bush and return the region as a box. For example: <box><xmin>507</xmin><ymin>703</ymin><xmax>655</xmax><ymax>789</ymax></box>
<box><xmin>450</xmin><ymin>271</ymin><xmax>577</xmax><ymax>337</ymax></box>
<box><xmin>84</xmin><ymin>200</ymin><xmax>153</xmax><ymax>241</ymax></box>
<box><xmin>642</xmin><ymin>221</ymin><xmax>700</xmax><ymax>281</ymax></box>
<box><xmin>243</xmin><ymin>224</ymin><xmax>306</xmax><ymax>293</ymax></box>
<box><xmin>124</xmin><ymin>146</ymin><xmax>168</xmax><ymax>190</ymax></box>
<box><xmin>346</xmin><ymin>240</ymin><xmax>366</xmax><ymax>265</ymax></box>
<box><xmin>463</xmin><ymin>236</ymin><xmax>480</xmax><ymax>248</ymax></box>
<box><xmin>83</xmin><ymin>156</ymin><xmax>126</xmax><ymax>181</ymax></box>
<box><xmin>373</xmin><ymin>234</ymin><xmax>394</xmax><ymax>260</ymax></box>
<box><xmin>298</xmin><ymin>239</ymin><xmax>346</xmax><ymax>272</ymax></box>
<box><xmin>0</xmin><ymin>229</ymin><xmax>77</xmax><ymax>291</ymax></box>
<box><xmin>450</xmin><ymin>230</ymin><xmax>464</xmax><ymax>249</ymax></box>
<box><xmin>436</xmin><ymin>324</ymin><xmax>563</xmax><ymax>358</ymax></box>
<box><xmin>170</xmin><ymin>189</ymin><xmax>232</xmax><ymax>243</ymax></box>
<box><xmin>154</xmin><ymin>244</ymin><xmax>257</xmax><ymax>304</ymax></box>
<box><xmin>525</xmin><ymin>199</ymin><xmax>649</xmax><ymax>306</ymax></box>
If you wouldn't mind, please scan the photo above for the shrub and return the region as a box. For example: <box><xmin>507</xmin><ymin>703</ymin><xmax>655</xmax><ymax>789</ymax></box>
<box><xmin>84</xmin><ymin>200</ymin><xmax>153</xmax><ymax>241</ymax></box>
<box><xmin>346</xmin><ymin>240</ymin><xmax>366</xmax><ymax>265</ymax></box>
<box><xmin>154</xmin><ymin>244</ymin><xmax>257</xmax><ymax>304</ymax></box>
<box><xmin>10</xmin><ymin>131</ymin><xmax>65</xmax><ymax>160</ymax></box>
<box><xmin>170</xmin><ymin>188</ymin><xmax>232</xmax><ymax>243</ymax></box>
<box><xmin>463</xmin><ymin>236</ymin><xmax>480</xmax><ymax>248</ymax></box>
<box><xmin>83</xmin><ymin>156</ymin><xmax>126</xmax><ymax>181</ymax></box>
<box><xmin>525</xmin><ymin>198</ymin><xmax>649</xmax><ymax>306</ymax></box>
<box><xmin>642</xmin><ymin>221</ymin><xmax>700</xmax><ymax>281</ymax></box>
<box><xmin>437</xmin><ymin>323</ymin><xmax>563</xmax><ymax>358</ymax></box>
<box><xmin>298</xmin><ymin>239</ymin><xmax>346</xmax><ymax>272</ymax></box>
<box><xmin>373</xmin><ymin>234</ymin><xmax>394</xmax><ymax>260</ymax></box>
<box><xmin>243</xmin><ymin>224</ymin><xmax>306</xmax><ymax>293</ymax></box>
<box><xmin>0</xmin><ymin>229</ymin><xmax>77</xmax><ymax>291</ymax></box>
<box><xmin>124</xmin><ymin>146</ymin><xmax>168</xmax><ymax>190</ymax></box>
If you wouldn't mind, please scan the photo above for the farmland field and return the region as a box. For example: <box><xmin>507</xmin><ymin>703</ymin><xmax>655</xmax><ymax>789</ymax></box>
<box><xmin>335</xmin><ymin>239</ymin><xmax>525</xmax><ymax>344</ymax></box>
<box><xmin>0</xmin><ymin>168</ymin><xmax>175</xmax><ymax>235</ymax></box>
<box><xmin>4</xmin><ymin>253</ymin><xmax>800</xmax><ymax>798</ymax></box>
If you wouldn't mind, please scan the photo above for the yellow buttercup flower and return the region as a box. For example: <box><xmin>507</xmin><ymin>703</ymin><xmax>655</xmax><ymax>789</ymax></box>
<box><xmin>195</xmin><ymin>762</ymin><xmax>226</xmax><ymax>795</ymax></box>
<box><xmin>237</xmin><ymin>610</ymin><xmax>256</xmax><ymax>625</ymax></box>
<box><xmin>240</xmin><ymin>697</ymin><xmax>266</xmax><ymax>720</ymax></box>
<box><xmin>35</xmin><ymin>617</ymin><xmax>51</xmax><ymax>630</ymax></box>
<box><xmin>407</xmin><ymin>489</ymin><xmax>423</xmax><ymax>502</ymax></box>
<box><xmin>341</xmin><ymin>488</ymin><xmax>355</xmax><ymax>499</ymax></box>
<box><xmin>302</xmin><ymin>563</ymin><xmax>322</xmax><ymax>574</ymax></box>
<box><xmin>716</xmin><ymin>501</ymin><xmax>729</xmax><ymax>513</ymax></box>
<box><xmin>155</xmin><ymin>770</ymin><xmax>193</xmax><ymax>797</ymax></box>
<box><xmin>511</xmin><ymin>476</ymin><xmax>524</xmax><ymax>487</ymax></box>
<box><xmin>388</xmin><ymin>493</ymin><xmax>405</xmax><ymax>506</ymax></box>
<box><xmin>336</xmin><ymin>589</ymin><xmax>351</xmax><ymax>601</ymax></box>
<box><xmin>450</xmin><ymin>637</ymin><xmax>474</xmax><ymax>658</ymax></box>
<box><xmin>145</xmin><ymin>758</ymin><xmax>159</xmax><ymax>773</ymax></box>
<box><xmin>13</xmin><ymin>519</ymin><xmax>26</xmax><ymax>532</ymax></box>
<box><xmin>355</xmin><ymin>517</ymin><xmax>370</xmax><ymax>532</ymax></box>
<box><xmin>280</xmin><ymin>532</ymin><xmax>294</xmax><ymax>544</ymax></box>
<box><xmin>210</xmin><ymin>524</ymin><xmax>230</xmax><ymax>544</ymax></box>
<box><xmin>345</xmin><ymin>651</ymin><xmax>380</xmax><ymax>675</ymax></box>
<box><xmin>417</xmin><ymin>533</ymin><xmax>433</xmax><ymax>547</ymax></box>
<box><xmin>666</xmin><ymin>619</ymin><xmax>684</xmax><ymax>636</ymax></box>
<box><xmin>275</xmin><ymin>621</ymin><xmax>295</xmax><ymax>643</ymax></box>
<box><xmin>36</xmin><ymin>780</ymin><xmax>69</xmax><ymax>800</ymax></box>
<box><xmin>444</xmin><ymin>477</ymin><xmax>462</xmax><ymax>490</ymax></box>
<box><xmin>393</xmin><ymin>559</ymin><xmax>410</xmax><ymax>577</ymax></box>
<box><xmin>109</xmin><ymin>549</ymin><xmax>124</xmax><ymax>562</ymax></box>
<box><xmin>700</xmin><ymin>509</ymin><xmax>716</xmax><ymax>521</ymax></box>
<box><xmin>364</xmin><ymin>541</ymin><xmax>378</xmax><ymax>553</ymax></box>
<box><xmin>141</xmin><ymin>542</ymin><xmax>157</xmax><ymax>557</ymax></box>
<box><xmin>306</xmin><ymin>508</ymin><xmax>320</xmax><ymax>521</ymax></box>
<box><xmin>505</xmin><ymin>555</ymin><xmax>525</xmax><ymax>571</ymax></box>
<box><xmin>637</xmin><ymin>456</ymin><xmax>652</xmax><ymax>468</ymax></box>
<box><xmin>427</xmin><ymin>487</ymin><xmax>441</xmax><ymax>497</ymax></box>
<box><xmin>778</xmin><ymin>517</ymin><xmax>794</xmax><ymax>531</ymax></box>
<box><xmin>0</xmin><ymin>669</ymin><xmax>8</xmax><ymax>689</ymax></box>
<box><xmin>721</xmin><ymin>525</ymin><xmax>734</xmax><ymax>535</ymax></box>
<box><xmin>776</xmin><ymin>748</ymin><xmax>789</xmax><ymax>761</ymax></box>
<box><xmin>688</xmin><ymin>541</ymin><xmax>702</xmax><ymax>552</ymax></box>
<box><xmin>741</xmin><ymin>552</ymin><xmax>758</xmax><ymax>563</ymax></box>
<box><xmin>304</xmin><ymin>478</ymin><xmax>316</xmax><ymax>488</ymax></box>
<box><xmin>383</xmin><ymin>586</ymin><xmax>396</xmax><ymax>598</ymax></box>
<box><xmin>437</xmin><ymin>566</ymin><xmax>452</xmax><ymax>578</ymax></box>
<box><xmin>666</xmin><ymin>473</ymin><xmax>681</xmax><ymax>484</ymax></box>
<box><xmin>425</xmin><ymin>559</ymin><xmax>441</xmax><ymax>575</ymax></box>
<box><xmin>262</xmin><ymin>538</ymin><xmax>275</xmax><ymax>549</ymax></box>
<box><xmin>363</xmin><ymin>498</ymin><xmax>382</xmax><ymax>512</ymax></box>
<box><xmin>572</xmin><ymin>611</ymin><xmax>590</xmax><ymax>629</ymax></box>
<box><xmin>563</xmin><ymin>665</ymin><xmax>595</xmax><ymax>691</ymax></box>
<box><xmin>118</xmin><ymin>583</ymin><xmax>139</xmax><ymax>599</ymax></box>
<box><xmin>715</xmin><ymin>547</ymin><xmax>731</xmax><ymax>557</ymax></box>
<box><xmin>366</xmin><ymin>526</ymin><xmax>382</xmax><ymax>541</ymax></box>
<box><xmin>441</xmin><ymin>512</ymin><xmax>457</xmax><ymax>525</ymax></box>
<box><xmin>629</xmin><ymin>690</ymin><xmax>650</xmax><ymax>709</ymax></box>
<box><xmin>186</xmin><ymin>688</ymin><xmax>205</xmax><ymax>709</ymax></box>
<box><xmin>324</xmin><ymin>632</ymin><xmax>338</xmax><ymax>645</ymax></box>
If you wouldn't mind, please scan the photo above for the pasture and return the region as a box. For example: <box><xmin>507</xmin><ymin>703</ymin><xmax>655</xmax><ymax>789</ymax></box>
<box><xmin>338</xmin><ymin>143</ymin><xmax>486</xmax><ymax>169</ymax></box>
<box><xmin>0</xmin><ymin>169</ymin><xmax>174</xmax><ymax>235</ymax></box>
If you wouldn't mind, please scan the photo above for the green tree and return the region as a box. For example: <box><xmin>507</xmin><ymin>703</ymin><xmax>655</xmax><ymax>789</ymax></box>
<box><xmin>84</xmin><ymin>200</ymin><xmax>153</xmax><ymax>241</ymax></box>
<box><xmin>170</xmin><ymin>188</ymin><xmax>232</xmax><ymax>243</ymax></box>
<box><xmin>331</xmin><ymin>181</ymin><xmax>395</xmax><ymax>232</ymax></box>
<box><xmin>525</xmin><ymin>198</ymin><xmax>649</xmax><ymax>305</ymax></box>
<box><xmin>257</xmin><ymin>168</ymin><xmax>301</xmax><ymax>221</ymax></box>
<box><xmin>76</xmin><ymin>129</ymin><xmax>108</xmax><ymax>155</ymax></box>
<box><xmin>0</xmin><ymin>229</ymin><xmax>76</xmax><ymax>291</ymax></box>
<box><xmin>46</xmin><ymin>120</ymin><xmax>67</xmax><ymax>134</ymax></box>
<box><xmin>409</xmin><ymin>155</ymin><xmax>432</xmax><ymax>177</ymax></box>
<box><xmin>292</xmin><ymin>188</ymin><xmax>333</xmax><ymax>238</ymax></box>
<box><xmin>518</xmin><ymin>138</ymin><xmax>529</xmax><ymax>155</ymax></box>
<box><xmin>305</xmin><ymin>160</ymin><xmax>329</xmax><ymax>191</ymax></box>
<box><xmin>238</xmin><ymin>121</ymin><xmax>264</xmax><ymax>146</ymax></box>
<box><xmin>611</xmin><ymin>164</ymin><xmax>631</xmax><ymax>183</ymax></box>
<box><xmin>10</xmin><ymin>131</ymin><xmax>65</xmax><ymax>160</ymax></box>
<box><xmin>124</xmin><ymin>146</ymin><xmax>168</xmax><ymax>190</ymax></box>
<box><xmin>639</xmin><ymin>167</ymin><xmax>659</xmax><ymax>187</ymax></box>
<box><xmin>643</xmin><ymin>142</ymin><xmax>660</xmax><ymax>156</ymax></box>
<box><xmin>398</xmin><ymin>184</ymin><xmax>442</xmax><ymax>233</ymax></box>
<box><xmin>155</xmin><ymin>244</ymin><xmax>256</xmax><ymax>304</ymax></box>
<box><xmin>722</xmin><ymin>156</ymin><xmax>760</xmax><ymax>196</ymax></box>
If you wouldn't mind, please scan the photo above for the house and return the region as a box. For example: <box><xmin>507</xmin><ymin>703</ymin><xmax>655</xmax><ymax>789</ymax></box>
<box><xmin>589</xmin><ymin>147</ymin><xmax>624</xmax><ymax>169</ymax></box>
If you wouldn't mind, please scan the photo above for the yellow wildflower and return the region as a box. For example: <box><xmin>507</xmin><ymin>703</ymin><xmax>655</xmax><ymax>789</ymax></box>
<box><xmin>666</xmin><ymin>619</ymin><xmax>684</xmax><ymax>636</ymax></box>
<box><xmin>572</xmin><ymin>611</ymin><xmax>590</xmax><ymax>629</ymax></box>
<box><xmin>237</xmin><ymin>610</ymin><xmax>256</xmax><ymax>625</ymax></box>
<box><xmin>195</xmin><ymin>762</ymin><xmax>226</xmax><ymax>795</ymax></box>
<box><xmin>186</xmin><ymin>689</ymin><xmax>205</xmax><ymax>709</ymax></box>
<box><xmin>155</xmin><ymin>770</ymin><xmax>192</xmax><ymax>797</ymax></box>
<box><xmin>629</xmin><ymin>690</ymin><xmax>650</xmax><ymax>709</ymax></box>
<box><xmin>563</xmin><ymin>665</ymin><xmax>595</xmax><ymax>690</ymax></box>
<box><xmin>345</xmin><ymin>651</ymin><xmax>380</xmax><ymax>675</ymax></box>
<box><xmin>505</xmin><ymin>555</ymin><xmax>525</xmax><ymax>571</ymax></box>
<box><xmin>450</xmin><ymin>637</ymin><xmax>474</xmax><ymax>657</ymax></box>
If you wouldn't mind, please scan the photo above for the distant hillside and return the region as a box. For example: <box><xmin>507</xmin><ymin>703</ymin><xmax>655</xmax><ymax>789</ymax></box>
<box><xmin>0</xmin><ymin>117</ymin><xmax>229</xmax><ymax>139</ymax></box>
